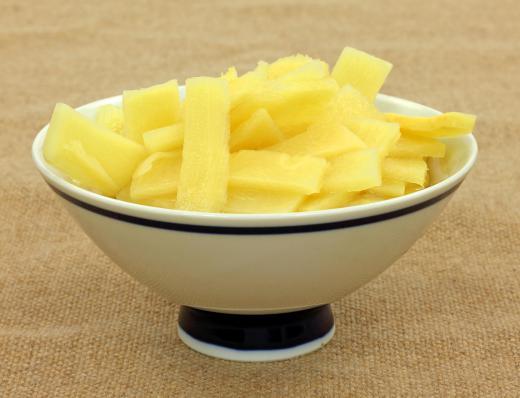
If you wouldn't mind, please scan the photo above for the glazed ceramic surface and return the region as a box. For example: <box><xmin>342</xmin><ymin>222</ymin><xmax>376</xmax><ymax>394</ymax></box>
<box><xmin>32</xmin><ymin>92</ymin><xmax>477</xmax><ymax>315</ymax></box>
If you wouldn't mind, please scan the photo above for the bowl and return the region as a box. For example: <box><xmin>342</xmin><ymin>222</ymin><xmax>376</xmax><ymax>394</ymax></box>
<box><xmin>32</xmin><ymin>91</ymin><xmax>477</xmax><ymax>361</ymax></box>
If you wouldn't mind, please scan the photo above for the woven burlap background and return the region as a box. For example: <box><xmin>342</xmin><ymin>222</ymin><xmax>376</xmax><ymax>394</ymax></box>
<box><xmin>1</xmin><ymin>1</ymin><xmax>519</xmax><ymax>396</ymax></box>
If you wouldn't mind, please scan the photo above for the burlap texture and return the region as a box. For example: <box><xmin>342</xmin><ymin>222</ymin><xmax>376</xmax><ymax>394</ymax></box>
<box><xmin>1</xmin><ymin>1</ymin><xmax>519</xmax><ymax>396</ymax></box>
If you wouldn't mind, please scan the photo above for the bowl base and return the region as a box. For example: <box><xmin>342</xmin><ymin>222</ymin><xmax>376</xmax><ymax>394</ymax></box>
<box><xmin>177</xmin><ymin>305</ymin><xmax>334</xmax><ymax>362</ymax></box>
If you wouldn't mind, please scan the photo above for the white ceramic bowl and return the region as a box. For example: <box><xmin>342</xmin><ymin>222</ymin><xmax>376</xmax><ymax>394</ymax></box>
<box><xmin>32</xmin><ymin>92</ymin><xmax>477</xmax><ymax>361</ymax></box>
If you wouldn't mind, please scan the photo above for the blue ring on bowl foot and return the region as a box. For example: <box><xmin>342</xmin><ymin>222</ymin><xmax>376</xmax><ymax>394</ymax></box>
<box><xmin>178</xmin><ymin>305</ymin><xmax>334</xmax><ymax>361</ymax></box>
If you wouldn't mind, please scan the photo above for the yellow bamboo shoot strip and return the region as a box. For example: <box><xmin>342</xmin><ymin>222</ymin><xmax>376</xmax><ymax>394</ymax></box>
<box><xmin>278</xmin><ymin>59</ymin><xmax>329</xmax><ymax>82</ymax></box>
<box><xmin>389</xmin><ymin>132</ymin><xmax>445</xmax><ymax>158</ymax></box>
<box><xmin>267</xmin><ymin>54</ymin><xmax>313</xmax><ymax>79</ymax></box>
<box><xmin>224</xmin><ymin>187</ymin><xmax>304</xmax><ymax>214</ymax></box>
<box><xmin>95</xmin><ymin>105</ymin><xmax>124</xmax><ymax>134</ymax></box>
<box><xmin>271</xmin><ymin>79</ymin><xmax>340</xmax><ymax>137</ymax></box>
<box><xmin>369</xmin><ymin>179</ymin><xmax>406</xmax><ymax>198</ymax></box>
<box><xmin>384</xmin><ymin>112</ymin><xmax>476</xmax><ymax>137</ymax></box>
<box><xmin>229</xmin><ymin>68</ymin><xmax>267</xmax><ymax>109</ymax></box>
<box><xmin>221</xmin><ymin>66</ymin><xmax>238</xmax><ymax>81</ymax></box>
<box><xmin>382</xmin><ymin>157</ymin><xmax>428</xmax><ymax>186</ymax></box>
<box><xmin>231</xmin><ymin>78</ymin><xmax>339</xmax><ymax>134</ymax></box>
<box><xmin>347</xmin><ymin>193</ymin><xmax>385</xmax><ymax>206</ymax></box>
<box><xmin>254</xmin><ymin>61</ymin><xmax>269</xmax><ymax>76</ymax></box>
<box><xmin>176</xmin><ymin>77</ymin><xmax>230</xmax><ymax>212</ymax></box>
<box><xmin>142</xmin><ymin>123</ymin><xmax>183</xmax><ymax>153</ymax></box>
<box><xmin>229</xmin><ymin>150</ymin><xmax>327</xmax><ymax>195</ymax></box>
<box><xmin>117</xmin><ymin>186</ymin><xmax>176</xmax><ymax>210</ymax></box>
<box><xmin>321</xmin><ymin>149</ymin><xmax>381</xmax><ymax>193</ymax></box>
<box><xmin>60</xmin><ymin>141</ymin><xmax>119</xmax><ymax>196</ymax></box>
<box><xmin>331</xmin><ymin>47</ymin><xmax>393</xmax><ymax>101</ymax></box>
<box><xmin>319</xmin><ymin>85</ymin><xmax>384</xmax><ymax>129</ymax></box>
<box><xmin>123</xmin><ymin>80</ymin><xmax>181</xmax><ymax>144</ymax></box>
<box><xmin>130</xmin><ymin>151</ymin><xmax>182</xmax><ymax>200</ymax></box>
<box><xmin>44</xmin><ymin>103</ymin><xmax>147</xmax><ymax>194</ymax></box>
<box><xmin>268</xmin><ymin>121</ymin><xmax>366</xmax><ymax>159</ymax></box>
<box><xmin>406</xmin><ymin>171</ymin><xmax>430</xmax><ymax>194</ymax></box>
<box><xmin>230</xmin><ymin>109</ymin><xmax>283</xmax><ymax>152</ymax></box>
<box><xmin>347</xmin><ymin>119</ymin><xmax>400</xmax><ymax>159</ymax></box>
<box><xmin>298</xmin><ymin>192</ymin><xmax>358</xmax><ymax>212</ymax></box>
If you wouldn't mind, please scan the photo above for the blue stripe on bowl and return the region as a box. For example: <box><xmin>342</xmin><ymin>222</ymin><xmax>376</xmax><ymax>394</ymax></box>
<box><xmin>48</xmin><ymin>182</ymin><xmax>461</xmax><ymax>235</ymax></box>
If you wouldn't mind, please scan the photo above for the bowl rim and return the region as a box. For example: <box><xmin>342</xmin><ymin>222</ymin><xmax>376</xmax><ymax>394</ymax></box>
<box><xmin>32</xmin><ymin>93</ymin><xmax>478</xmax><ymax>230</ymax></box>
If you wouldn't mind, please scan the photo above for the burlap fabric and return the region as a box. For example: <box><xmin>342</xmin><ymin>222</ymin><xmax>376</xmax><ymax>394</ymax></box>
<box><xmin>1</xmin><ymin>1</ymin><xmax>519</xmax><ymax>396</ymax></box>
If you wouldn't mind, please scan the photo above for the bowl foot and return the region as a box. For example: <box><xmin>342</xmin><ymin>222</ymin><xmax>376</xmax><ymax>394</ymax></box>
<box><xmin>177</xmin><ymin>305</ymin><xmax>334</xmax><ymax>362</ymax></box>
